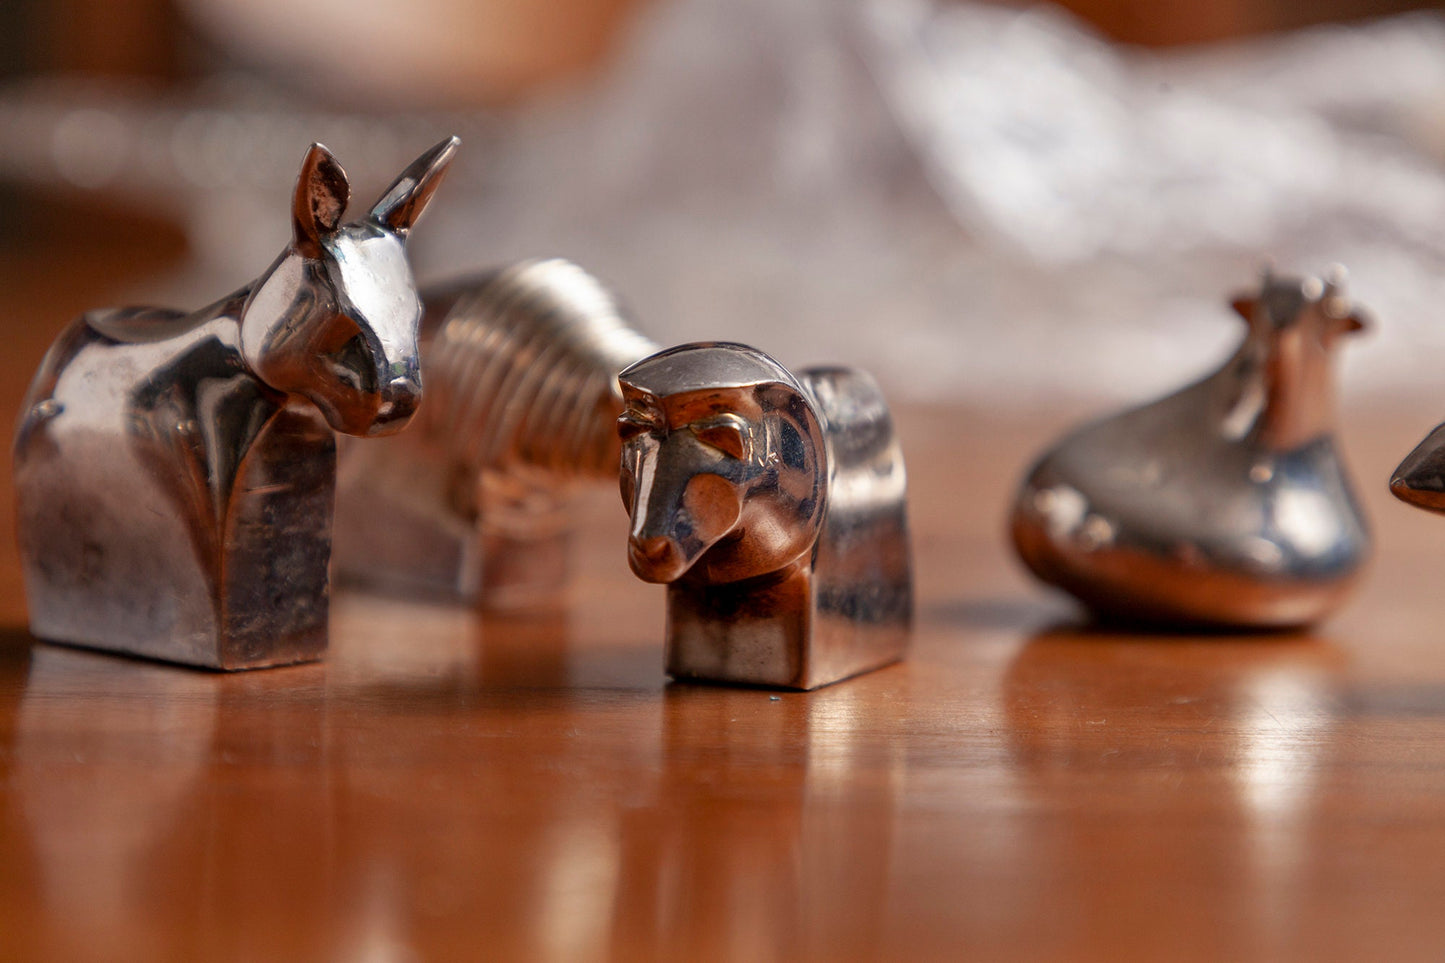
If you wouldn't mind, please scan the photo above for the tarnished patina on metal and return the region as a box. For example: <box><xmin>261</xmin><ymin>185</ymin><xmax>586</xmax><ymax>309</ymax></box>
<box><xmin>332</xmin><ymin>258</ymin><xmax>659</xmax><ymax>608</ymax></box>
<box><xmin>1011</xmin><ymin>267</ymin><xmax>1371</xmax><ymax>629</ymax></box>
<box><xmin>618</xmin><ymin>342</ymin><xmax>912</xmax><ymax>689</ymax></box>
<box><xmin>14</xmin><ymin>136</ymin><xmax>459</xmax><ymax>669</ymax></box>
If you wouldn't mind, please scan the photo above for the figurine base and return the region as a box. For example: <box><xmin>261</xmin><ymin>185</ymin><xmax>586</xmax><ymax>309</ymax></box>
<box><xmin>26</xmin><ymin>622</ymin><xmax>325</xmax><ymax>672</ymax></box>
<box><xmin>330</xmin><ymin>455</ymin><xmax>479</xmax><ymax>603</ymax></box>
<box><xmin>1011</xmin><ymin>511</ymin><xmax>1360</xmax><ymax>630</ymax></box>
<box><xmin>664</xmin><ymin>566</ymin><xmax>909</xmax><ymax>691</ymax></box>
<box><xmin>332</xmin><ymin>443</ymin><xmax>577</xmax><ymax>610</ymax></box>
<box><xmin>17</xmin><ymin>401</ymin><xmax>336</xmax><ymax>672</ymax></box>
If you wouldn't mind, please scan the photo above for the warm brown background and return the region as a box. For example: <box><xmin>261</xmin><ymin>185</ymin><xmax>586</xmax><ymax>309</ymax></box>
<box><xmin>14</xmin><ymin>0</ymin><xmax>1445</xmax><ymax>82</ymax></box>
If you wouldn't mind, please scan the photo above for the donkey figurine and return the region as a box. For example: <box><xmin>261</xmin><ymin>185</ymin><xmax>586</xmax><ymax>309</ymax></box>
<box><xmin>618</xmin><ymin>342</ymin><xmax>912</xmax><ymax>689</ymax></box>
<box><xmin>14</xmin><ymin>136</ymin><xmax>459</xmax><ymax>669</ymax></box>
<box><xmin>1010</xmin><ymin>267</ymin><xmax>1370</xmax><ymax>629</ymax></box>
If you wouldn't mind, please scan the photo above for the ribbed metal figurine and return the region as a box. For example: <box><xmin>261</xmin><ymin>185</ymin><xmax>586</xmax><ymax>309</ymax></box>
<box><xmin>618</xmin><ymin>342</ymin><xmax>912</xmax><ymax>689</ymax></box>
<box><xmin>1010</xmin><ymin>267</ymin><xmax>1371</xmax><ymax>629</ymax></box>
<box><xmin>14</xmin><ymin>137</ymin><xmax>459</xmax><ymax>668</ymax></box>
<box><xmin>332</xmin><ymin>258</ymin><xmax>659</xmax><ymax>608</ymax></box>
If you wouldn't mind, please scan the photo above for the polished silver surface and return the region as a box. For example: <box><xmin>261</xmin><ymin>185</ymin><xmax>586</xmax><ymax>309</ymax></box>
<box><xmin>619</xmin><ymin>342</ymin><xmax>912</xmax><ymax>689</ymax></box>
<box><xmin>1010</xmin><ymin>267</ymin><xmax>1371</xmax><ymax>629</ymax></box>
<box><xmin>14</xmin><ymin>136</ymin><xmax>459</xmax><ymax>669</ymax></box>
<box><xmin>1391</xmin><ymin>420</ymin><xmax>1445</xmax><ymax>512</ymax></box>
<box><xmin>332</xmin><ymin>258</ymin><xmax>659</xmax><ymax>608</ymax></box>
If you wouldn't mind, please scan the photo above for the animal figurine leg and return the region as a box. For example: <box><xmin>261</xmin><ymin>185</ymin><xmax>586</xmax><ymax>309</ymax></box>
<box><xmin>618</xmin><ymin>343</ymin><xmax>912</xmax><ymax>689</ymax></box>
<box><xmin>15</xmin><ymin>136</ymin><xmax>459</xmax><ymax>669</ymax></box>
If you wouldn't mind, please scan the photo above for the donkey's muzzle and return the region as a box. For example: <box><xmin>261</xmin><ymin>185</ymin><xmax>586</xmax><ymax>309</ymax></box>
<box><xmin>365</xmin><ymin>376</ymin><xmax>422</xmax><ymax>437</ymax></box>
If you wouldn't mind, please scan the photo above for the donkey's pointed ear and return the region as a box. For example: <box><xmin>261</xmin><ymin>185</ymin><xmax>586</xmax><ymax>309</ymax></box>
<box><xmin>371</xmin><ymin>136</ymin><xmax>460</xmax><ymax>238</ymax></box>
<box><xmin>1230</xmin><ymin>295</ymin><xmax>1257</xmax><ymax>323</ymax></box>
<box><xmin>293</xmin><ymin>143</ymin><xmax>350</xmax><ymax>259</ymax></box>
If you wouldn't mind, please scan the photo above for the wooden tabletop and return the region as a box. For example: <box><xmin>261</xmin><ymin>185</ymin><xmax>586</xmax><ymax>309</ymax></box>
<box><xmin>5</xmin><ymin>204</ymin><xmax>1445</xmax><ymax>961</ymax></box>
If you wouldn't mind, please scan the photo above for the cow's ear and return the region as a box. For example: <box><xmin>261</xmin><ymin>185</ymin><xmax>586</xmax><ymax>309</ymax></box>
<box><xmin>694</xmin><ymin>417</ymin><xmax>748</xmax><ymax>460</ymax></box>
<box><xmin>1230</xmin><ymin>295</ymin><xmax>1256</xmax><ymax>323</ymax></box>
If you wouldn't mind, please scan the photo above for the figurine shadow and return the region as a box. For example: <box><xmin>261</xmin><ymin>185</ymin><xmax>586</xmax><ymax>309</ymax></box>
<box><xmin>333</xmin><ymin>602</ymin><xmax>669</xmax><ymax>707</ymax></box>
<box><xmin>0</xmin><ymin>624</ymin><xmax>35</xmax><ymax>674</ymax></box>
<box><xmin>1039</xmin><ymin>611</ymin><xmax>1326</xmax><ymax>641</ymax></box>
<box><xmin>930</xmin><ymin>590</ymin><xmax>1332</xmax><ymax>641</ymax></box>
<box><xmin>1000</xmin><ymin>618</ymin><xmax>1350</xmax><ymax>765</ymax></box>
<box><xmin>0</xmin><ymin>626</ymin><xmax>35</xmax><ymax>754</ymax></box>
<box><xmin>922</xmin><ymin>595</ymin><xmax>1069</xmax><ymax>632</ymax></box>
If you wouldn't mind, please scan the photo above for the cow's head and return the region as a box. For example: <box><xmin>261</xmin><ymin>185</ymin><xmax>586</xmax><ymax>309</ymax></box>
<box><xmin>1228</xmin><ymin>265</ymin><xmax>1369</xmax><ymax>448</ymax></box>
<box><xmin>617</xmin><ymin>343</ymin><xmax>827</xmax><ymax>585</ymax></box>
<box><xmin>1230</xmin><ymin>264</ymin><xmax>1367</xmax><ymax>346</ymax></box>
<box><xmin>1230</xmin><ymin>266</ymin><xmax>1368</xmax><ymax>408</ymax></box>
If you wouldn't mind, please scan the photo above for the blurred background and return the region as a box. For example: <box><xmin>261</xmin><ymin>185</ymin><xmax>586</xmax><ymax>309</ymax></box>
<box><xmin>4</xmin><ymin>0</ymin><xmax>1445</xmax><ymax>407</ymax></box>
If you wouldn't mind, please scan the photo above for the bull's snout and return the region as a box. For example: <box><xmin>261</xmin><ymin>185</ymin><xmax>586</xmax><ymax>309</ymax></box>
<box><xmin>628</xmin><ymin>535</ymin><xmax>689</xmax><ymax>583</ymax></box>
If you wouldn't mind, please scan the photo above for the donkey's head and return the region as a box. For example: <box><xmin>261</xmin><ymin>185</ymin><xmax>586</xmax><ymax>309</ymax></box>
<box><xmin>240</xmin><ymin>137</ymin><xmax>458</xmax><ymax>437</ymax></box>
<box><xmin>618</xmin><ymin>343</ymin><xmax>828</xmax><ymax>585</ymax></box>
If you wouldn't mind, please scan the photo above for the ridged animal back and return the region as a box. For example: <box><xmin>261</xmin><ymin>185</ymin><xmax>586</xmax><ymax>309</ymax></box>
<box><xmin>422</xmin><ymin>259</ymin><xmax>659</xmax><ymax>488</ymax></box>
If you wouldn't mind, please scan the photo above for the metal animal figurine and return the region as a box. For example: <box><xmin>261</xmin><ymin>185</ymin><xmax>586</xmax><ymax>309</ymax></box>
<box><xmin>1391</xmin><ymin>418</ymin><xmax>1445</xmax><ymax>512</ymax></box>
<box><xmin>14</xmin><ymin>136</ymin><xmax>459</xmax><ymax>669</ymax></box>
<box><xmin>331</xmin><ymin>258</ymin><xmax>659</xmax><ymax>608</ymax></box>
<box><xmin>618</xmin><ymin>342</ymin><xmax>912</xmax><ymax>689</ymax></box>
<box><xmin>1010</xmin><ymin>267</ymin><xmax>1371</xmax><ymax>629</ymax></box>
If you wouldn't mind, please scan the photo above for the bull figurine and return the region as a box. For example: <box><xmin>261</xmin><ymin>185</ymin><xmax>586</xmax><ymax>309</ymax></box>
<box><xmin>618</xmin><ymin>342</ymin><xmax>912</xmax><ymax>690</ymax></box>
<box><xmin>14</xmin><ymin>136</ymin><xmax>459</xmax><ymax>669</ymax></box>
<box><xmin>1010</xmin><ymin>266</ymin><xmax>1371</xmax><ymax>629</ymax></box>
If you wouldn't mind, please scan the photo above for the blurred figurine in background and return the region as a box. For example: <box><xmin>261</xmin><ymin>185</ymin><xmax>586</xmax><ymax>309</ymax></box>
<box><xmin>1011</xmin><ymin>266</ymin><xmax>1371</xmax><ymax>629</ymax></box>
<box><xmin>332</xmin><ymin>258</ymin><xmax>659</xmax><ymax>608</ymax></box>
<box><xmin>14</xmin><ymin>137</ymin><xmax>459</xmax><ymax>669</ymax></box>
<box><xmin>618</xmin><ymin>342</ymin><xmax>912</xmax><ymax>689</ymax></box>
<box><xmin>1390</xmin><ymin>405</ymin><xmax>1445</xmax><ymax>513</ymax></box>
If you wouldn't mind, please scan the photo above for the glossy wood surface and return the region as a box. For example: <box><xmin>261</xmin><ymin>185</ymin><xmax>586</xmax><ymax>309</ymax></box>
<box><xmin>4</xmin><ymin>216</ymin><xmax>1445</xmax><ymax>961</ymax></box>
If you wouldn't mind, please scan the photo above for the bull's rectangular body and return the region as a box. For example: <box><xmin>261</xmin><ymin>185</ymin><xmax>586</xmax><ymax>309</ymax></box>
<box><xmin>620</xmin><ymin>351</ymin><xmax>912</xmax><ymax>691</ymax></box>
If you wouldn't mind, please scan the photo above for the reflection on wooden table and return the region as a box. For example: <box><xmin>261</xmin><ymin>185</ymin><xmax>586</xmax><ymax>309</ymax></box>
<box><xmin>3</xmin><ymin>209</ymin><xmax>1445</xmax><ymax>960</ymax></box>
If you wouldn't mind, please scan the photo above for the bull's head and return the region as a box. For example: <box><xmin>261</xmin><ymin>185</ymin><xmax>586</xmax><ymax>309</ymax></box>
<box><xmin>617</xmin><ymin>343</ymin><xmax>828</xmax><ymax>585</ymax></box>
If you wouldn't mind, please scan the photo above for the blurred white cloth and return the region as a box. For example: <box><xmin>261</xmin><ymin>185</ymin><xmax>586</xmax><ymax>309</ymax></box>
<box><xmin>421</xmin><ymin>0</ymin><xmax>1445</xmax><ymax>406</ymax></box>
<box><xmin>9</xmin><ymin>0</ymin><xmax>1445</xmax><ymax>406</ymax></box>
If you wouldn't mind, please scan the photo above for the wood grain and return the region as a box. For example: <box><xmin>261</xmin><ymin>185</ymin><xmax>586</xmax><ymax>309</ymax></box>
<box><xmin>4</xmin><ymin>214</ymin><xmax>1445</xmax><ymax>961</ymax></box>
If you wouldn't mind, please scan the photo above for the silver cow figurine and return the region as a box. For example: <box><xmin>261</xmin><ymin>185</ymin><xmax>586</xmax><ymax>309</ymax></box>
<box><xmin>331</xmin><ymin>258</ymin><xmax>659</xmax><ymax>608</ymax></box>
<box><xmin>1010</xmin><ymin>267</ymin><xmax>1370</xmax><ymax>629</ymax></box>
<box><xmin>14</xmin><ymin>137</ymin><xmax>459</xmax><ymax>669</ymax></box>
<box><xmin>618</xmin><ymin>342</ymin><xmax>912</xmax><ymax>689</ymax></box>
